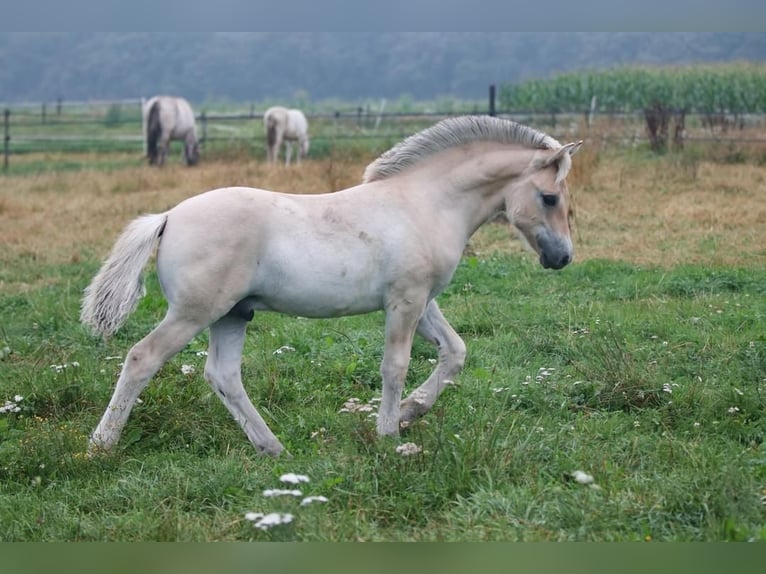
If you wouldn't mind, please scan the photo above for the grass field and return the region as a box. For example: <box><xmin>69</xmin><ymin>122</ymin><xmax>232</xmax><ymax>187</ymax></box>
<box><xmin>1</xmin><ymin>136</ymin><xmax>765</xmax><ymax>541</ymax></box>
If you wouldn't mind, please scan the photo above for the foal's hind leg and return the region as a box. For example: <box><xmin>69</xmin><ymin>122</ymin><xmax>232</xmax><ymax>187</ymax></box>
<box><xmin>204</xmin><ymin>314</ymin><xmax>284</xmax><ymax>456</ymax></box>
<box><xmin>88</xmin><ymin>314</ymin><xmax>202</xmax><ymax>454</ymax></box>
<box><xmin>399</xmin><ymin>300</ymin><xmax>467</xmax><ymax>426</ymax></box>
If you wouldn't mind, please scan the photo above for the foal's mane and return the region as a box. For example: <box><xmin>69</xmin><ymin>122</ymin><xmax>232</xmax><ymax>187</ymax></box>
<box><xmin>363</xmin><ymin>115</ymin><xmax>562</xmax><ymax>183</ymax></box>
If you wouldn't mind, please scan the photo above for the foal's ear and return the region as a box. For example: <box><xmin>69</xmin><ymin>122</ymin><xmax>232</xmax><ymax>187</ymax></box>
<box><xmin>548</xmin><ymin>141</ymin><xmax>584</xmax><ymax>163</ymax></box>
<box><xmin>565</xmin><ymin>140</ymin><xmax>584</xmax><ymax>157</ymax></box>
<box><xmin>535</xmin><ymin>141</ymin><xmax>584</xmax><ymax>169</ymax></box>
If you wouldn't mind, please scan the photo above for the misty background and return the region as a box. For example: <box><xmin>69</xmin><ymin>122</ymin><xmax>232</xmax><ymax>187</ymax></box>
<box><xmin>1</xmin><ymin>33</ymin><xmax>765</xmax><ymax>104</ymax></box>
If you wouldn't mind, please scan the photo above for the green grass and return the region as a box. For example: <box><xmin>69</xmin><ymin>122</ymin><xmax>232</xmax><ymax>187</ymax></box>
<box><xmin>1</xmin><ymin>253</ymin><xmax>765</xmax><ymax>541</ymax></box>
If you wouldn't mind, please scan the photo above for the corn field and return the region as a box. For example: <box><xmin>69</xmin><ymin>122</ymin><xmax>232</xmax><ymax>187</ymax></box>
<box><xmin>499</xmin><ymin>63</ymin><xmax>766</xmax><ymax>115</ymax></box>
<box><xmin>500</xmin><ymin>63</ymin><xmax>766</xmax><ymax>152</ymax></box>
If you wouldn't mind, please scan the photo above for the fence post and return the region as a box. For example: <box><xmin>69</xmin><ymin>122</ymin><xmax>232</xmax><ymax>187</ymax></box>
<box><xmin>488</xmin><ymin>84</ymin><xmax>496</xmax><ymax>117</ymax></box>
<box><xmin>3</xmin><ymin>109</ymin><xmax>9</xmax><ymax>171</ymax></box>
<box><xmin>56</xmin><ymin>97</ymin><xmax>62</xmax><ymax>116</ymax></box>
<box><xmin>200</xmin><ymin>112</ymin><xmax>207</xmax><ymax>146</ymax></box>
<box><xmin>42</xmin><ymin>103</ymin><xmax>47</xmax><ymax>124</ymax></box>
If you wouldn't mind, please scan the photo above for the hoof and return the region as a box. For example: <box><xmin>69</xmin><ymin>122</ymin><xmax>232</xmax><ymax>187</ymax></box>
<box><xmin>399</xmin><ymin>398</ymin><xmax>428</xmax><ymax>424</ymax></box>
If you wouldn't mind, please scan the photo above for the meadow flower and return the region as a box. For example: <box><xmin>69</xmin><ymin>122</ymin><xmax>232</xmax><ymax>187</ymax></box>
<box><xmin>195</xmin><ymin>351</ymin><xmax>208</xmax><ymax>357</ymax></box>
<box><xmin>339</xmin><ymin>397</ymin><xmax>376</xmax><ymax>413</ymax></box>
<box><xmin>280</xmin><ymin>473</ymin><xmax>310</xmax><ymax>485</ymax></box>
<box><xmin>180</xmin><ymin>364</ymin><xmax>195</xmax><ymax>375</ymax></box>
<box><xmin>395</xmin><ymin>442</ymin><xmax>422</xmax><ymax>456</ymax></box>
<box><xmin>245</xmin><ymin>512</ymin><xmax>294</xmax><ymax>530</ymax></box>
<box><xmin>728</xmin><ymin>406</ymin><xmax>740</xmax><ymax>414</ymax></box>
<box><xmin>263</xmin><ymin>489</ymin><xmax>302</xmax><ymax>497</ymax></box>
<box><xmin>300</xmin><ymin>495</ymin><xmax>329</xmax><ymax>506</ymax></box>
<box><xmin>310</xmin><ymin>427</ymin><xmax>326</xmax><ymax>439</ymax></box>
<box><xmin>571</xmin><ymin>470</ymin><xmax>594</xmax><ymax>484</ymax></box>
<box><xmin>536</xmin><ymin>367</ymin><xmax>555</xmax><ymax>381</ymax></box>
<box><xmin>0</xmin><ymin>398</ymin><xmax>22</xmax><ymax>414</ymax></box>
<box><xmin>50</xmin><ymin>361</ymin><xmax>80</xmax><ymax>373</ymax></box>
<box><xmin>272</xmin><ymin>345</ymin><xmax>296</xmax><ymax>355</ymax></box>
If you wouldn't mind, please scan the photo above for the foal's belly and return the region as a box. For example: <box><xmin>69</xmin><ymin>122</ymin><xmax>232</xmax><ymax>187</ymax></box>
<box><xmin>248</xmin><ymin>256</ymin><xmax>387</xmax><ymax>318</ymax></box>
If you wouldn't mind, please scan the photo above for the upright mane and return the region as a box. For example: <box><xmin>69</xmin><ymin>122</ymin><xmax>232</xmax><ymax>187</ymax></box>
<box><xmin>363</xmin><ymin>115</ymin><xmax>562</xmax><ymax>183</ymax></box>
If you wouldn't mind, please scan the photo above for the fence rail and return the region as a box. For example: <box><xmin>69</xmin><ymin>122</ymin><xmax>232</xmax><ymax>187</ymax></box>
<box><xmin>3</xmin><ymin>96</ymin><xmax>766</xmax><ymax>171</ymax></box>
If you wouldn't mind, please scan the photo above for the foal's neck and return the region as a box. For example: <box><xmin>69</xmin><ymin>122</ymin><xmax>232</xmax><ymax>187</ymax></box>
<box><xmin>411</xmin><ymin>144</ymin><xmax>539</xmax><ymax>239</ymax></box>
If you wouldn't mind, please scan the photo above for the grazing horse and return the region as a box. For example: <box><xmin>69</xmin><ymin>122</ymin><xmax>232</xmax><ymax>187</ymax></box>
<box><xmin>142</xmin><ymin>96</ymin><xmax>200</xmax><ymax>166</ymax></box>
<box><xmin>264</xmin><ymin>106</ymin><xmax>310</xmax><ymax>165</ymax></box>
<box><xmin>81</xmin><ymin>115</ymin><xmax>582</xmax><ymax>457</ymax></box>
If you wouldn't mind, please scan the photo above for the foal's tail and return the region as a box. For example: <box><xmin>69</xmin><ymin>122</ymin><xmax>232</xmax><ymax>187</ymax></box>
<box><xmin>81</xmin><ymin>213</ymin><xmax>168</xmax><ymax>338</ymax></box>
<box><xmin>146</xmin><ymin>101</ymin><xmax>162</xmax><ymax>164</ymax></box>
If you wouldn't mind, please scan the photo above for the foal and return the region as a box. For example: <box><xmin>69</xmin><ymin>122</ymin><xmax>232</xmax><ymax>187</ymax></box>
<box><xmin>82</xmin><ymin>115</ymin><xmax>581</xmax><ymax>456</ymax></box>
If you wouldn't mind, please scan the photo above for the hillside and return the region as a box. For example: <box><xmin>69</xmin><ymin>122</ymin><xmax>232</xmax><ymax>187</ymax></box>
<box><xmin>1</xmin><ymin>33</ymin><xmax>765</xmax><ymax>103</ymax></box>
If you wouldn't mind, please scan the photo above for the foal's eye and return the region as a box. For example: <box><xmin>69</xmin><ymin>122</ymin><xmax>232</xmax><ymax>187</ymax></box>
<box><xmin>541</xmin><ymin>193</ymin><xmax>558</xmax><ymax>207</ymax></box>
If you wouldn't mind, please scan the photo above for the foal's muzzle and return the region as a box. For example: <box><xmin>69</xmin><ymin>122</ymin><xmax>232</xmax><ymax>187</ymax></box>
<box><xmin>537</xmin><ymin>233</ymin><xmax>572</xmax><ymax>270</ymax></box>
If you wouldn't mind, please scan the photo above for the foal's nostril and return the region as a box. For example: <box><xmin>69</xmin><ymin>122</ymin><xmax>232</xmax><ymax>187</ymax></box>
<box><xmin>560</xmin><ymin>254</ymin><xmax>571</xmax><ymax>267</ymax></box>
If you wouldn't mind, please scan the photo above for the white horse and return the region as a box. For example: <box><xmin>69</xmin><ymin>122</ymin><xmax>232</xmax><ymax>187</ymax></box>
<box><xmin>263</xmin><ymin>106</ymin><xmax>310</xmax><ymax>165</ymax></box>
<box><xmin>142</xmin><ymin>96</ymin><xmax>200</xmax><ymax>166</ymax></box>
<box><xmin>81</xmin><ymin>115</ymin><xmax>582</xmax><ymax>457</ymax></box>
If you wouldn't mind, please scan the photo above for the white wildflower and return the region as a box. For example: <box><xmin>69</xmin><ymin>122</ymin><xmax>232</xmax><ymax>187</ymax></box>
<box><xmin>244</xmin><ymin>512</ymin><xmax>264</xmax><ymax>522</ymax></box>
<box><xmin>13</xmin><ymin>395</ymin><xmax>23</xmax><ymax>402</ymax></box>
<box><xmin>195</xmin><ymin>351</ymin><xmax>208</xmax><ymax>357</ymax></box>
<box><xmin>300</xmin><ymin>495</ymin><xmax>329</xmax><ymax>506</ymax></box>
<box><xmin>339</xmin><ymin>397</ymin><xmax>376</xmax><ymax>413</ymax></box>
<box><xmin>250</xmin><ymin>512</ymin><xmax>294</xmax><ymax>530</ymax></box>
<box><xmin>279</xmin><ymin>473</ymin><xmax>310</xmax><ymax>485</ymax></box>
<box><xmin>263</xmin><ymin>489</ymin><xmax>302</xmax><ymax>497</ymax></box>
<box><xmin>272</xmin><ymin>345</ymin><xmax>296</xmax><ymax>355</ymax></box>
<box><xmin>181</xmin><ymin>364</ymin><xmax>195</xmax><ymax>375</ymax></box>
<box><xmin>50</xmin><ymin>361</ymin><xmax>80</xmax><ymax>373</ymax></box>
<box><xmin>571</xmin><ymin>470</ymin><xmax>595</xmax><ymax>485</ymax></box>
<box><xmin>0</xmin><ymin>400</ymin><xmax>21</xmax><ymax>414</ymax></box>
<box><xmin>395</xmin><ymin>442</ymin><xmax>422</xmax><ymax>456</ymax></box>
<box><xmin>662</xmin><ymin>383</ymin><xmax>673</xmax><ymax>394</ymax></box>
<box><xmin>728</xmin><ymin>406</ymin><xmax>740</xmax><ymax>414</ymax></box>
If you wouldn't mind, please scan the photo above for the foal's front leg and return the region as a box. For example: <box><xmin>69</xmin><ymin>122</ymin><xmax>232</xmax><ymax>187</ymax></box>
<box><xmin>400</xmin><ymin>300</ymin><xmax>467</xmax><ymax>424</ymax></box>
<box><xmin>377</xmin><ymin>300</ymin><xmax>424</xmax><ymax>436</ymax></box>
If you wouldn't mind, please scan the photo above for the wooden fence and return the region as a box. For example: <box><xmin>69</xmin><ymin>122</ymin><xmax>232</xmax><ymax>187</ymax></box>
<box><xmin>2</xmin><ymin>92</ymin><xmax>766</xmax><ymax>171</ymax></box>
